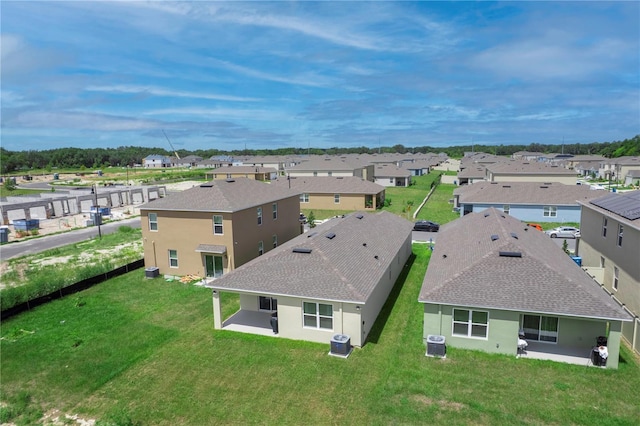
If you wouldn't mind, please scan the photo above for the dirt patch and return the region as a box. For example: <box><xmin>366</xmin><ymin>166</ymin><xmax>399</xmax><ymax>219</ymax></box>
<box><xmin>40</xmin><ymin>408</ymin><xmax>96</xmax><ymax>426</ymax></box>
<box><xmin>409</xmin><ymin>394</ymin><xmax>466</xmax><ymax>411</ymax></box>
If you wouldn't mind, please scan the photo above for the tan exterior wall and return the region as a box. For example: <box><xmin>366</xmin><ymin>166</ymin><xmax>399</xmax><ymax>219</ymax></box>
<box><xmin>141</xmin><ymin>195</ymin><xmax>301</xmax><ymax>276</ymax></box>
<box><xmin>289</xmin><ymin>170</ymin><xmax>354</xmax><ymax>178</ymax></box>
<box><xmin>491</xmin><ymin>174</ymin><xmax>577</xmax><ymax>185</ymax></box>
<box><xmin>210</xmin><ymin>172</ymin><xmax>259</xmax><ymax>180</ymax></box>
<box><xmin>300</xmin><ymin>193</ymin><xmax>376</xmax><ymax>211</ymax></box>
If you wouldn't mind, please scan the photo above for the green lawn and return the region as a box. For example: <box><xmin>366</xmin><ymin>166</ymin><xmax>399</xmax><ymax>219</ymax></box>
<box><xmin>2</xmin><ymin>245</ymin><xmax>639</xmax><ymax>425</ymax></box>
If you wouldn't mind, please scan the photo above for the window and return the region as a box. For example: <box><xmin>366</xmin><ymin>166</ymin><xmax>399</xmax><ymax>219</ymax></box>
<box><xmin>617</xmin><ymin>224</ymin><xmax>623</xmax><ymax>247</ymax></box>
<box><xmin>452</xmin><ymin>309</ymin><xmax>488</xmax><ymax>338</ymax></box>
<box><xmin>272</xmin><ymin>203</ymin><xmax>277</xmax><ymax>220</ymax></box>
<box><xmin>600</xmin><ymin>256</ymin><xmax>605</xmax><ymax>268</ymax></box>
<box><xmin>148</xmin><ymin>213</ymin><xmax>158</xmax><ymax>231</ymax></box>
<box><xmin>213</xmin><ymin>215</ymin><xmax>223</xmax><ymax>235</ymax></box>
<box><xmin>613</xmin><ymin>266</ymin><xmax>619</xmax><ymax>290</ymax></box>
<box><xmin>334</xmin><ymin>194</ymin><xmax>340</xmax><ymax>204</ymax></box>
<box><xmin>300</xmin><ymin>193</ymin><xmax>310</xmax><ymax>203</ymax></box>
<box><xmin>543</xmin><ymin>206</ymin><xmax>557</xmax><ymax>217</ymax></box>
<box><xmin>259</xmin><ymin>296</ymin><xmax>277</xmax><ymax>311</ymax></box>
<box><xmin>327</xmin><ymin>171</ymin><xmax>332</xmax><ymax>176</ymax></box>
<box><xmin>522</xmin><ymin>314</ymin><xmax>558</xmax><ymax>343</ymax></box>
<box><xmin>503</xmin><ymin>205</ymin><xmax>510</xmax><ymax>215</ymax></box>
<box><xmin>303</xmin><ymin>302</ymin><xmax>333</xmax><ymax>330</ymax></box>
<box><xmin>313</xmin><ymin>171</ymin><xmax>318</xmax><ymax>176</ymax></box>
<box><xmin>168</xmin><ymin>249</ymin><xmax>178</xmax><ymax>268</ymax></box>
<box><xmin>257</xmin><ymin>207</ymin><xmax>262</xmax><ymax>225</ymax></box>
<box><xmin>389</xmin><ymin>178</ymin><xmax>393</xmax><ymax>183</ymax></box>
<box><xmin>258</xmin><ymin>241</ymin><xmax>264</xmax><ymax>256</ymax></box>
<box><xmin>602</xmin><ymin>217</ymin><xmax>608</xmax><ymax>237</ymax></box>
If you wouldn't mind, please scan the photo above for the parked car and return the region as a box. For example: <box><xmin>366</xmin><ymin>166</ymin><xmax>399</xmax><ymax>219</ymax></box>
<box><xmin>527</xmin><ymin>223</ymin><xmax>543</xmax><ymax>231</ymax></box>
<box><xmin>545</xmin><ymin>226</ymin><xmax>580</xmax><ymax>239</ymax></box>
<box><xmin>413</xmin><ymin>220</ymin><xmax>440</xmax><ymax>232</ymax></box>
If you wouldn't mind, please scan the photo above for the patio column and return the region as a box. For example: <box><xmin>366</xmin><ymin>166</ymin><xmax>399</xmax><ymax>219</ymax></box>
<box><xmin>212</xmin><ymin>290</ymin><xmax>222</xmax><ymax>329</ymax></box>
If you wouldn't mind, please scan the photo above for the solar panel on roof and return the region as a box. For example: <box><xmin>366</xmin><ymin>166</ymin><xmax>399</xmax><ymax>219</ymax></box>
<box><xmin>590</xmin><ymin>192</ymin><xmax>640</xmax><ymax>221</ymax></box>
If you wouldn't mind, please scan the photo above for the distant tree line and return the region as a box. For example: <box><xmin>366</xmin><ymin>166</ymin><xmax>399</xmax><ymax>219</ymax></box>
<box><xmin>1</xmin><ymin>135</ymin><xmax>638</xmax><ymax>175</ymax></box>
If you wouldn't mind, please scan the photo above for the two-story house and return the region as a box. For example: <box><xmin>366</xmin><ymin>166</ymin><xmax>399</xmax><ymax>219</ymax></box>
<box><xmin>140</xmin><ymin>178</ymin><xmax>301</xmax><ymax>279</ymax></box>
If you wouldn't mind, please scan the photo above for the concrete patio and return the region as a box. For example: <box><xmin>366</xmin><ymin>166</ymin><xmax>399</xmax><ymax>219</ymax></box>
<box><xmin>517</xmin><ymin>341</ymin><xmax>597</xmax><ymax>367</ymax></box>
<box><xmin>221</xmin><ymin>310</ymin><xmax>278</xmax><ymax>337</ymax></box>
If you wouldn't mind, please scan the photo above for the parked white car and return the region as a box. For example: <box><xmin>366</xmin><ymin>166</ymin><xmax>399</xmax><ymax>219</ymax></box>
<box><xmin>545</xmin><ymin>227</ymin><xmax>580</xmax><ymax>239</ymax></box>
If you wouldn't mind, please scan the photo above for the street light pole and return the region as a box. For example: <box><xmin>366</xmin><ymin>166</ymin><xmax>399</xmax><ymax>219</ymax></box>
<box><xmin>93</xmin><ymin>184</ymin><xmax>102</xmax><ymax>239</ymax></box>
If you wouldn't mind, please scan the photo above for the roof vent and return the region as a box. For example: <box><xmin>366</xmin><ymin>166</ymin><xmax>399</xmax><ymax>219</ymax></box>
<box><xmin>200</xmin><ymin>183</ymin><xmax>214</xmax><ymax>187</ymax></box>
<box><xmin>491</xmin><ymin>234</ymin><xmax>499</xmax><ymax>241</ymax></box>
<box><xmin>325</xmin><ymin>232</ymin><xmax>336</xmax><ymax>239</ymax></box>
<box><xmin>356</xmin><ymin>214</ymin><xmax>364</xmax><ymax>219</ymax></box>
<box><xmin>337</xmin><ymin>176</ymin><xmax>343</xmax><ymax>179</ymax></box>
<box><xmin>484</xmin><ymin>213</ymin><xmax>490</xmax><ymax>217</ymax></box>
<box><xmin>510</xmin><ymin>232</ymin><xmax>518</xmax><ymax>239</ymax></box>
<box><xmin>292</xmin><ymin>247</ymin><xmax>312</xmax><ymax>254</ymax></box>
<box><xmin>225</xmin><ymin>178</ymin><xmax>235</xmax><ymax>183</ymax></box>
<box><xmin>307</xmin><ymin>232</ymin><xmax>317</xmax><ymax>238</ymax></box>
<box><xmin>362</xmin><ymin>243</ymin><xmax>367</xmax><ymax>247</ymax></box>
<box><xmin>374</xmin><ymin>255</ymin><xmax>379</xmax><ymax>260</ymax></box>
<box><xmin>499</xmin><ymin>251</ymin><xmax>522</xmax><ymax>258</ymax></box>
<box><xmin>540</xmin><ymin>186</ymin><xmax>549</xmax><ymax>189</ymax></box>
<box><xmin>502</xmin><ymin>185</ymin><xmax>511</xmax><ymax>188</ymax></box>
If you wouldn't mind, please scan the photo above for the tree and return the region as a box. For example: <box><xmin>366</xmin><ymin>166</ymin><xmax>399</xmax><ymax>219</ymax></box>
<box><xmin>308</xmin><ymin>211</ymin><xmax>316</xmax><ymax>228</ymax></box>
<box><xmin>562</xmin><ymin>240</ymin><xmax>570</xmax><ymax>255</ymax></box>
<box><xmin>3</xmin><ymin>177</ymin><xmax>16</xmax><ymax>191</ymax></box>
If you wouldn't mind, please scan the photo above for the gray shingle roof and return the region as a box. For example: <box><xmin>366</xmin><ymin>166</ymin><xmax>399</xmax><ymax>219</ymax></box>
<box><xmin>374</xmin><ymin>164</ymin><xmax>411</xmax><ymax>178</ymax></box>
<box><xmin>271</xmin><ymin>176</ymin><xmax>384</xmax><ymax>194</ymax></box>
<box><xmin>139</xmin><ymin>178</ymin><xmax>298</xmax><ymax>213</ymax></box>
<box><xmin>418</xmin><ymin>208</ymin><xmax>632</xmax><ymax>321</ymax></box>
<box><xmin>455</xmin><ymin>182</ymin><xmax>602</xmax><ymax>205</ymax></box>
<box><xmin>208</xmin><ymin>211</ymin><xmax>413</xmax><ymax>303</ymax></box>
<box><xmin>486</xmin><ymin>161</ymin><xmax>577</xmax><ymax>175</ymax></box>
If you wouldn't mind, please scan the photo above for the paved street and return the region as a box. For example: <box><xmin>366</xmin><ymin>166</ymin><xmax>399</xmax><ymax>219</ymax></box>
<box><xmin>0</xmin><ymin>217</ymin><xmax>141</xmax><ymax>260</ymax></box>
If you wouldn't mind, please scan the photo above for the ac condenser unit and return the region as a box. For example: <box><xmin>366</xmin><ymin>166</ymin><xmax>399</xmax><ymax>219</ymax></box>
<box><xmin>329</xmin><ymin>334</ymin><xmax>352</xmax><ymax>358</ymax></box>
<box><xmin>426</xmin><ymin>335</ymin><xmax>446</xmax><ymax>358</ymax></box>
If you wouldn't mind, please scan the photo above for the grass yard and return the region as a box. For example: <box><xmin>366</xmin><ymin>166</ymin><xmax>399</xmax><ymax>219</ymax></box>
<box><xmin>415</xmin><ymin>183</ymin><xmax>460</xmax><ymax>225</ymax></box>
<box><xmin>383</xmin><ymin>173</ymin><xmax>442</xmax><ymax>219</ymax></box>
<box><xmin>1</xmin><ymin>244</ymin><xmax>639</xmax><ymax>425</ymax></box>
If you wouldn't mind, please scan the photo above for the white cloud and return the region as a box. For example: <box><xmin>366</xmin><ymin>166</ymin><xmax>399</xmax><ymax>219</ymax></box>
<box><xmin>85</xmin><ymin>85</ymin><xmax>260</xmax><ymax>102</ymax></box>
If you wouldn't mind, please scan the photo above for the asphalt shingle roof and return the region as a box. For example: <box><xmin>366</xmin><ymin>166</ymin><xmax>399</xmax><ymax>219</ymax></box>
<box><xmin>486</xmin><ymin>161</ymin><xmax>577</xmax><ymax>175</ymax></box>
<box><xmin>139</xmin><ymin>177</ymin><xmax>298</xmax><ymax>213</ymax></box>
<box><xmin>208</xmin><ymin>211</ymin><xmax>413</xmax><ymax>303</ymax></box>
<box><xmin>418</xmin><ymin>208</ymin><xmax>632</xmax><ymax>321</ymax></box>
<box><xmin>455</xmin><ymin>181</ymin><xmax>603</xmax><ymax>205</ymax></box>
<box><xmin>271</xmin><ymin>176</ymin><xmax>384</xmax><ymax>194</ymax></box>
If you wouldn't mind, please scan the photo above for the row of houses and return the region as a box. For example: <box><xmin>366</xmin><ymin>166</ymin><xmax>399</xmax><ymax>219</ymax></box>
<box><xmin>144</xmin><ymin>153</ymin><xmax>448</xmax><ymax>187</ymax></box>
<box><xmin>457</xmin><ymin>152</ymin><xmax>640</xmax><ymax>186</ymax></box>
<box><xmin>139</xmin><ymin>172</ymin><xmax>639</xmax><ymax>368</ymax></box>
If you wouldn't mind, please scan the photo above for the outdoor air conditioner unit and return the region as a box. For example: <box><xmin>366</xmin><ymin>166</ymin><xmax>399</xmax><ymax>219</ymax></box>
<box><xmin>426</xmin><ymin>335</ymin><xmax>446</xmax><ymax>358</ymax></box>
<box><xmin>145</xmin><ymin>267</ymin><xmax>160</xmax><ymax>279</ymax></box>
<box><xmin>329</xmin><ymin>334</ymin><xmax>352</xmax><ymax>358</ymax></box>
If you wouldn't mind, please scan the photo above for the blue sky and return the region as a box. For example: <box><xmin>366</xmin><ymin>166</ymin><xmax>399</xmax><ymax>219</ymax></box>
<box><xmin>1</xmin><ymin>1</ymin><xmax>639</xmax><ymax>152</ymax></box>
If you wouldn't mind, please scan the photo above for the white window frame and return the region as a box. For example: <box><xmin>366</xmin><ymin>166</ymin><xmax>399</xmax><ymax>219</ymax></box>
<box><xmin>617</xmin><ymin>224</ymin><xmax>623</xmax><ymax>247</ymax></box>
<box><xmin>602</xmin><ymin>217</ymin><xmax>608</xmax><ymax>237</ymax></box>
<box><xmin>613</xmin><ymin>266</ymin><xmax>619</xmax><ymax>291</ymax></box>
<box><xmin>272</xmin><ymin>203</ymin><xmax>277</xmax><ymax>220</ymax></box>
<box><xmin>258</xmin><ymin>240</ymin><xmax>264</xmax><ymax>256</ymax></box>
<box><xmin>148</xmin><ymin>213</ymin><xmax>158</xmax><ymax>231</ymax></box>
<box><xmin>168</xmin><ymin>249</ymin><xmax>178</xmax><ymax>268</ymax></box>
<box><xmin>300</xmin><ymin>193</ymin><xmax>310</xmax><ymax>203</ymax></box>
<box><xmin>334</xmin><ymin>194</ymin><xmax>340</xmax><ymax>204</ymax></box>
<box><xmin>543</xmin><ymin>206</ymin><xmax>557</xmax><ymax>217</ymax></box>
<box><xmin>272</xmin><ymin>234</ymin><xmax>278</xmax><ymax>248</ymax></box>
<box><xmin>257</xmin><ymin>207</ymin><xmax>262</xmax><ymax>225</ymax></box>
<box><xmin>213</xmin><ymin>215</ymin><xmax>223</xmax><ymax>235</ymax></box>
<box><xmin>303</xmin><ymin>302</ymin><xmax>333</xmax><ymax>330</ymax></box>
<box><xmin>522</xmin><ymin>314</ymin><xmax>559</xmax><ymax>343</ymax></box>
<box><xmin>452</xmin><ymin>308</ymin><xmax>488</xmax><ymax>339</ymax></box>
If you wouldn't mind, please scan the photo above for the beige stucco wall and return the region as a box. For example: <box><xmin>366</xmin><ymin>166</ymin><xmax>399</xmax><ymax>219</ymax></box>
<box><xmin>299</xmin><ymin>193</ymin><xmax>377</xmax><ymax>211</ymax></box>
<box><xmin>289</xmin><ymin>171</ymin><xmax>354</xmax><ymax>178</ymax></box>
<box><xmin>141</xmin><ymin>195</ymin><xmax>301</xmax><ymax>276</ymax></box>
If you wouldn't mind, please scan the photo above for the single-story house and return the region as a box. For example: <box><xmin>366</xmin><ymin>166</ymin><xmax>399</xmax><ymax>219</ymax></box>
<box><xmin>485</xmin><ymin>161</ymin><xmax>578</xmax><ymax>185</ymax></box>
<box><xmin>373</xmin><ymin>164</ymin><xmax>411</xmax><ymax>187</ymax></box>
<box><xmin>207</xmin><ymin>211</ymin><xmax>414</xmax><ymax>348</ymax></box>
<box><xmin>453</xmin><ymin>181</ymin><xmax>603</xmax><ymax>222</ymax></box>
<box><xmin>271</xmin><ymin>176</ymin><xmax>385</xmax><ymax>210</ymax></box>
<box><xmin>418</xmin><ymin>208</ymin><xmax>632</xmax><ymax>368</ymax></box>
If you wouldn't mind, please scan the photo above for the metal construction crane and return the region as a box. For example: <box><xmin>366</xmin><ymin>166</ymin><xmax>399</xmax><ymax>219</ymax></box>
<box><xmin>162</xmin><ymin>129</ymin><xmax>180</xmax><ymax>160</ymax></box>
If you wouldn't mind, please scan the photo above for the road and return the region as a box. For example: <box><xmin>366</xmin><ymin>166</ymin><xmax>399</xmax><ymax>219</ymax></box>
<box><xmin>412</xmin><ymin>230</ymin><xmax>577</xmax><ymax>252</ymax></box>
<box><xmin>0</xmin><ymin>218</ymin><xmax>141</xmax><ymax>260</ymax></box>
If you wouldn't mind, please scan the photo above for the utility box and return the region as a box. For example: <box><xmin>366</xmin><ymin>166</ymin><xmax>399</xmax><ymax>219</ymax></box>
<box><xmin>145</xmin><ymin>267</ymin><xmax>160</xmax><ymax>278</ymax></box>
<box><xmin>330</xmin><ymin>334</ymin><xmax>352</xmax><ymax>357</ymax></box>
<box><xmin>426</xmin><ymin>335</ymin><xmax>446</xmax><ymax>358</ymax></box>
